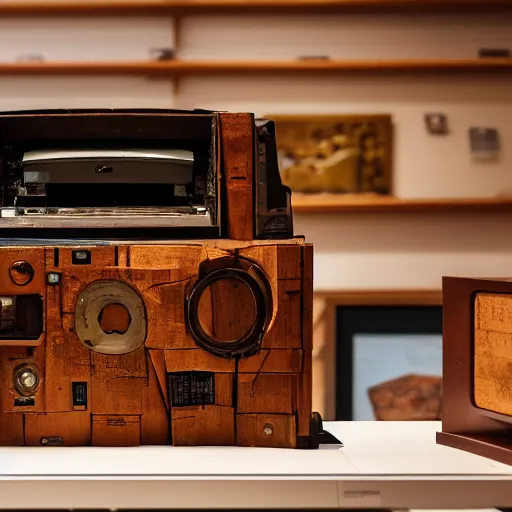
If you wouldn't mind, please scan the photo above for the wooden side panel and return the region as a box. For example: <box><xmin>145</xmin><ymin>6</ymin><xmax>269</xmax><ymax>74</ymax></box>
<box><xmin>25</xmin><ymin>412</ymin><xmax>91</xmax><ymax>446</ymax></box>
<box><xmin>302</xmin><ymin>244</ymin><xmax>314</xmax><ymax>350</ymax></box>
<box><xmin>297</xmin><ymin>349</ymin><xmax>313</xmax><ymax>436</ymax></box>
<box><xmin>237</xmin><ymin>414</ymin><xmax>296</xmax><ymax>448</ymax></box>
<box><xmin>164</xmin><ymin>349</ymin><xmax>235</xmax><ymax>373</ymax></box>
<box><xmin>237</xmin><ymin>373</ymin><xmax>297</xmax><ymax>414</ymax></box>
<box><xmin>474</xmin><ymin>293</ymin><xmax>512</xmax><ymax>416</ymax></box>
<box><xmin>220</xmin><ymin>112</ymin><xmax>254</xmax><ymax>240</ymax></box>
<box><xmin>298</xmin><ymin>243</ymin><xmax>313</xmax><ymax>436</ymax></box>
<box><xmin>171</xmin><ymin>406</ymin><xmax>234</xmax><ymax>446</ymax></box>
<box><xmin>92</xmin><ymin>415</ymin><xmax>140</xmax><ymax>446</ymax></box>
<box><xmin>141</xmin><ymin>352</ymin><xmax>170</xmax><ymax>445</ymax></box>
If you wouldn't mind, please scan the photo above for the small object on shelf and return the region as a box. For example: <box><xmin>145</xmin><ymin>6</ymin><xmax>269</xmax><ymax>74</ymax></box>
<box><xmin>15</xmin><ymin>55</ymin><xmax>44</xmax><ymax>63</ymax></box>
<box><xmin>149</xmin><ymin>48</ymin><xmax>175</xmax><ymax>61</ymax></box>
<box><xmin>438</xmin><ymin>277</ymin><xmax>512</xmax><ymax>466</ymax></box>
<box><xmin>297</xmin><ymin>56</ymin><xmax>331</xmax><ymax>61</ymax></box>
<box><xmin>266</xmin><ymin>114</ymin><xmax>393</xmax><ymax>197</ymax></box>
<box><xmin>478</xmin><ymin>48</ymin><xmax>511</xmax><ymax>58</ymax></box>
<box><xmin>469</xmin><ymin>127</ymin><xmax>500</xmax><ymax>159</ymax></box>
<box><xmin>368</xmin><ymin>374</ymin><xmax>442</xmax><ymax>421</ymax></box>
<box><xmin>425</xmin><ymin>113</ymin><xmax>448</xmax><ymax>135</ymax></box>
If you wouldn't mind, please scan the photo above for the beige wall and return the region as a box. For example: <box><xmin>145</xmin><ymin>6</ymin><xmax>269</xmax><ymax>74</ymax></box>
<box><xmin>1</xmin><ymin>10</ymin><xmax>511</xmax><ymax>289</ymax></box>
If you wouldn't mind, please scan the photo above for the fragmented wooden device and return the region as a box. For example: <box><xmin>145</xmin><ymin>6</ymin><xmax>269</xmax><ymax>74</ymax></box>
<box><xmin>438</xmin><ymin>277</ymin><xmax>512</xmax><ymax>465</ymax></box>
<box><xmin>0</xmin><ymin>109</ymin><xmax>337</xmax><ymax>448</ymax></box>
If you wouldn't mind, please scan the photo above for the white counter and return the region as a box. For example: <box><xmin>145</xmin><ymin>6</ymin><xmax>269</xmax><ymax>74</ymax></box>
<box><xmin>0</xmin><ymin>421</ymin><xmax>511</xmax><ymax>509</ymax></box>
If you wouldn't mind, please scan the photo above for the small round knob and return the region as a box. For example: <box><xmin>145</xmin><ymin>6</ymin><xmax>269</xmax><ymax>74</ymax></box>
<box><xmin>14</xmin><ymin>365</ymin><xmax>39</xmax><ymax>396</ymax></box>
<box><xmin>263</xmin><ymin>424</ymin><xmax>273</xmax><ymax>436</ymax></box>
<box><xmin>47</xmin><ymin>272</ymin><xmax>60</xmax><ymax>285</ymax></box>
<box><xmin>20</xmin><ymin>371</ymin><xmax>37</xmax><ymax>389</ymax></box>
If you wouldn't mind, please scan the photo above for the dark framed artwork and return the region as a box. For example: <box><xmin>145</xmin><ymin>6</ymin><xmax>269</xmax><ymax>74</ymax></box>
<box><xmin>267</xmin><ymin>114</ymin><xmax>394</xmax><ymax>196</ymax></box>
<box><xmin>336</xmin><ymin>306</ymin><xmax>442</xmax><ymax>421</ymax></box>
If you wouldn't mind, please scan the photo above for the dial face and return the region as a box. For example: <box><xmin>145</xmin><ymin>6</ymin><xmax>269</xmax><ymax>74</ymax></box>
<box><xmin>75</xmin><ymin>280</ymin><xmax>146</xmax><ymax>356</ymax></box>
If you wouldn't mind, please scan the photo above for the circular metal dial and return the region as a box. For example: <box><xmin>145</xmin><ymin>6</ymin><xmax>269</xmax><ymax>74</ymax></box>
<box><xmin>75</xmin><ymin>280</ymin><xmax>146</xmax><ymax>355</ymax></box>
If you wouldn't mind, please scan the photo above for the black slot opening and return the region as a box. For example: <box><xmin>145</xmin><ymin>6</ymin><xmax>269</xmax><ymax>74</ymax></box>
<box><xmin>0</xmin><ymin>294</ymin><xmax>43</xmax><ymax>340</ymax></box>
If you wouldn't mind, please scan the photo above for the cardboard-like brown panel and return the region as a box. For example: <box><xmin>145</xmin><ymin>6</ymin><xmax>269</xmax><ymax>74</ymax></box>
<box><xmin>171</xmin><ymin>406</ymin><xmax>234</xmax><ymax>446</ymax></box>
<box><xmin>263</xmin><ymin>279</ymin><xmax>302</xmax><ymax>349</ymax></box>
<box><xmin>237</xmin><ymin>414</ymin><xmax>296</xmax><ymax>448</ymax></box>
<box><xmin>142</xmin><ymin>352</ymin><xmax>170</xmax><ymax>445</ymax></box>
<box><xmin>237</xmin><ymin>349</ymin><xmax>302</xmax><ymax>373</ymax></box>
<box><xmin>0</xmin><ymin>411</ymin><xmax>24</xmax><ymax>446</ymax></box>
<box><xmin>237</xmin><ymin>373</ymin><xmax>297</xmax><ymax>414</ymax></box>
<box><xmin>92</xmin><ymin>415</ymin><xmax>140</xmax><ymax>446</ymax></box>
<box><xmin>164</xmin><ymin>349</ymin><xmax>235</xmax><ymax>373</ymax></box>
<box><xmin>220</xmin><ymin>112</ymin><xmax>254</xmax><ymax>240</ymax></box>
<box><xmin>25</xmin><ymin>412</ymin><xmax>91</xmax><ymax>446</ymax></box>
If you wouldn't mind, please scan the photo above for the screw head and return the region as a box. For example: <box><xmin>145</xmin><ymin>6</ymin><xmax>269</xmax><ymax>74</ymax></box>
<box><xmin>20</xmin><ymin>371</ymin><xmax>37</xmax><ymax>389</ymax></box>
<box><xmin>263</xmin><ymin>424</ymin><xmax>273</xmax><ymax>436</ymax></box>
<box><xmin>47</xmin><ymin>272</ymin><xmax>60</xmax><ymax>285</ymax></box>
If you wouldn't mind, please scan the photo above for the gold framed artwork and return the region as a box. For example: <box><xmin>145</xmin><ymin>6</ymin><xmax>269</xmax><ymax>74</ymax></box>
<box><xmin>267</xmin><ymin>114</ymin><xmax>393</xmax><ymax>196</ymax></box>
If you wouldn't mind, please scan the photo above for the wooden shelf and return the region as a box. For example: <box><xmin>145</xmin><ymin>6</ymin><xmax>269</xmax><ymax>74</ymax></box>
<box><xmin>291</xmin><ymin>194</ymin><xmax>512</xmax><ymax>213</ymax></box>
<box><xmin>0</xmin><ymin>59</ymin><xmax>511</xmax><ymax>76</ymax></box>
<box><xmin>0</xmin><ymin>0</ymin><xmax>511</xmax><ymax>16</ymax></box>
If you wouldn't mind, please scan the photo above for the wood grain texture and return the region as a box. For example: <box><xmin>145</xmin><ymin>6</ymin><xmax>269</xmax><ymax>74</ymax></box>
<box><xmin>25</xmin><ymin>411</ymin><xmax>91</xmax><ymax>446</ymax></box>
<box><xmin>0</xmin><ymin>237</ymin><xmax>311</xmax><ymax>448</ymax></box>
<box><xmin>171</xmin><ymin>406</ymin><xmax>234</xmax><ymax>446</ymax></box>
<box><xmin>149</xmin><ymin>349</ymin><xmax>170</xmax><ymax>411</ymax></box>
<box><xmin>0</xmin><ymin>60</ymin><xmax>511</xmax><ymax>78</ymax></box>
<box><xmin>220</xmin><ymin>112</ymin><xmax>254</xmax><ymax>240</ymax></box>
<box><xmin>165</xmin><ymin>348</ymin><xmax>235</xmax><ymax>373</ymax></box>
<box><xmin>91</xmin><ymin>347</ymin><xmax>146</xmax><ymax>415</ymax></box>
<box><xmin>264</xmin><ymin>279</ymin><xmax>302</xmax><ymax>349</ymax></box>
<box><xmin>237</xmin><ymin>414</ymin><xmax>296</xmax><ymax>448</ymax></box>
<box><xmin>238</xmin><ymin>349</ymin><xmax>302</xmax><ymax>373</ymax></box>
<box><xmin>92</xmin><ymin>415</ymin><xmax>141</xmax><ymax>446</ymax></box>
<box><xmin>0</xmin><ymin>0</ymin><xmax>509</xmax><ymax>17</ymax></box>
<box><xmin>0</xmin><ymin>410</ymin><xmax>23</xmax><ymax>446</ymax></box>
<box><xmin>237</xmin><ymin>373</ymin><xmax>297</xmax><ymax>414</ymax></box>
<box><xmin>142</xmin><ymin>351</ymin><xmax>170</xmax><ymax>445</ymax></box>
<box><xmin>474</xmin><ymin>293</ymin><xmax>512</xmax><ymax>416</ymax></box>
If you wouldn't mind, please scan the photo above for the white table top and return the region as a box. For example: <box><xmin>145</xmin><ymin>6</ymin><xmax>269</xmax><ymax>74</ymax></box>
<box><xmin>0</xmin><ymin>421</ymin><xmax>511</xmax><ymax>509</ymax></box>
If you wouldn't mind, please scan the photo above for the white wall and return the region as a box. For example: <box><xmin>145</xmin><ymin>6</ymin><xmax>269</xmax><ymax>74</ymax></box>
<box><xmin>2</xmin><ymin>9</ymin><xmax>512</xmax><ymax>291</ymax></box>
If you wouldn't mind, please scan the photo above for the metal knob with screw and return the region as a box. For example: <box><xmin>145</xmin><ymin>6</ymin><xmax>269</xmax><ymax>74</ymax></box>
<box><xmin>263</xmin><ymin>424</ymin><xmax>273</xmax><ymax>436</ymax></box>
<box><xmin>47</xmin><ymin>272</ymin><xmax>60</xmax><ymax>285</ymax></box>
<box><xmin>20</xmin><ymin>371</ymin><xmax>37</xmax><ymax>389</ymax></box>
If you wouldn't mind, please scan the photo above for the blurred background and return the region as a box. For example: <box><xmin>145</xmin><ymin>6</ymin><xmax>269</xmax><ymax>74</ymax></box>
<box><xmin>2</xmin><ymin>0</ymin><xmax>512</xmax><ymax>423</ymax></box>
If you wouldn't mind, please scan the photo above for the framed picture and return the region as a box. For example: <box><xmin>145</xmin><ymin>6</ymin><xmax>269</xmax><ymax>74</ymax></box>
<box><xmin>267</xmin><ymin>114</ymin><xmax>394</xmax><ymax>196</ymax></box>
<box><xmin>335</xmin><ymin>305</ymin><xmax>442</xmax><ymax>421</ymax></box>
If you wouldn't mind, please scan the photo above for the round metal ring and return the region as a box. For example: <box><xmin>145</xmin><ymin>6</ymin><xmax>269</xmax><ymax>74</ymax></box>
<box><xmin>186</xmin><ymin>264</ymin><xmax>272</xmax><ymax>358</ymax></box>
<box><xmin>75</xmin><ymin>280</ymin><xmax>146</xmax><ymax>355</ymax></box>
